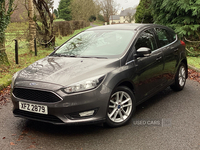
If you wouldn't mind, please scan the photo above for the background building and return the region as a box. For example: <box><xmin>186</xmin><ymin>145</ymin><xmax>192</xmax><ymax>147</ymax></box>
<box><xmin>109</xmin><ymin>8</ymin><xmax>136</xmax><ymax>24</ymax></box>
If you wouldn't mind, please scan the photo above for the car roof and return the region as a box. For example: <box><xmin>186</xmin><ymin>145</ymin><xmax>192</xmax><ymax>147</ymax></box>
<box><xmin>86</xmin><ymin>23</ymin><xmax>173</xmax><ymax>32</ymax></box>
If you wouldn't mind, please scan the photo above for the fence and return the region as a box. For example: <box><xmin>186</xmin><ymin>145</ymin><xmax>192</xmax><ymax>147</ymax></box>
<box><xmin>2</xmin><ymin>20</ymin><xmax>90</xmax><ymax>65</ymax></box>
<box><xmin>3</xmin><ymin>22</ymin><xmax>30</xmax><ymax>64</ymax></box>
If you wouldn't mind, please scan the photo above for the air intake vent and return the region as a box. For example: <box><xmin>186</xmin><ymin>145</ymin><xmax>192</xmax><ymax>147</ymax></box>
<box><xmin>13</xmin><ymin>88</ymin><xmax>61</xmax><ymax>103</ymax></box>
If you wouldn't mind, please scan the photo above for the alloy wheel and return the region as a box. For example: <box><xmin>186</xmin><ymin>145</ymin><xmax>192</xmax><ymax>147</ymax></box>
<box><xmin>108</xmin><ymin>91</ymin><xmax>132</xmax><ymax>123</ymax></box>
<box><xmin>178</xmin><ymin>66</ymin><xmax>186</xmax><ymax>87</ymax></box>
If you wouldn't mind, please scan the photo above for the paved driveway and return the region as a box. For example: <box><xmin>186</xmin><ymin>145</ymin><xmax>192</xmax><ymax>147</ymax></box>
<box><xmin>0</xmin><ymin>79</ymin><xmax>199</xmax><ymax>150</ymax></box>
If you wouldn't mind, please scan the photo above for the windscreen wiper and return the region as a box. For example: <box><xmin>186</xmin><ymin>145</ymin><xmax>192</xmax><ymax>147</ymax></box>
<box><xmin>53</xmin><ymin>53</ymin><xmax>77</xmax><ymax>57</ymax></box>
<box><xmin>79</xmin><ymin>56</ymin><xmax>108</xmax><ymax>59</ymax></box>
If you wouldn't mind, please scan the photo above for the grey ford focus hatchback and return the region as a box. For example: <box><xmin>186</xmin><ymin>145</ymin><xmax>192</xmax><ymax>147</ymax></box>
<box><xmin>11</xmin><ymin>24</ymin><xmax>188</xmax><ymax>127</ymax></box>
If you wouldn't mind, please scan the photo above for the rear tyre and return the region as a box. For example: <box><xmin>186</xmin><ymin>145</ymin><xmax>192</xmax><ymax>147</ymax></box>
<box><xmin>105</xmin><ymin>86</ymin><xmax>136</xmax><ymax>127</ymax></box>
<box><xmin>170</xmin><ymin>63</ymin><xmax>186</xmax><ymax>91</ymax></box>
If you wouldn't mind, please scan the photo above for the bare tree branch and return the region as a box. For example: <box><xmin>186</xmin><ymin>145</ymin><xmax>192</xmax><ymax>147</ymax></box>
<box><xmin>33</xmin><ymin>0</ymin><xmax>55</xmax><ymax>47</ymax></box>
<box><xmin>98</xmin><ymin>0</ymin><xmax>120</xmax><ymax>23</ymax></box>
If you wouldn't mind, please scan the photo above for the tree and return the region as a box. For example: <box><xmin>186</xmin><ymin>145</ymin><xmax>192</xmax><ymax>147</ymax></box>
<box><xmin>125</xmin><ymin>8</ymin><xmax>136</xmax><ymax>23</ymax></box>
<box><xmin>33</xmin><ymin>0</ymin><xmax>55</xmax><ymax>47</ymax></box>
<box><xmin>54</xmin><ymin>9</ymin><xmax>59</xmax><ymax>18</ymax></box>
<box><xmin>58</xmin><ymin>0</ymin><xmax>71</xmax><ymax>21</ymax></box>
<box><xmin>70</xmin><ymin>0</ymin><xmax>96</xmax><ymax>21</ymax></box>
<box><xmin>127</xmin><ymin>13</ymin><xmax>134</xmax><ymax>23</ymax></box>
<box><xmin>97</xmin><ymin>14</ymin><xmax>104</xmax><ymax>22</ymax></box>
<box><xmin>93</xmin><ymin>0</ymin><xmax>102</xmax><ymax>20</ymax></box>
<box><xmin>28</xmin><ymin>0</ymin><xmax>36</xmax><ymax>52</ymax></box>
<box><xmin>151</xmin><ymin>0</ymin><xmax>200</xmax><ymax>38</ymax></box>
<box><xmin>99</xmin><ymin>0</ymin><xmax>119</xmax><ymax>23</ymax></box>
<box><xmin>126</xmin><ymin>13</ymin><xmax>134</xmax><ymax>23</ymax></box>
<box><xmin>0</xmin><ymin>0</ymin><xmax>15</xmax><ymax>65</ymax></box>
<box><xmin>45</xmin><ymin>0</ymin><xmax>53</xmax><ymax>9</ymax></box>
<box><xmin>135</xmin><ymin>0</ymin><xmax>153</xmax><ymax>23</ymax></box>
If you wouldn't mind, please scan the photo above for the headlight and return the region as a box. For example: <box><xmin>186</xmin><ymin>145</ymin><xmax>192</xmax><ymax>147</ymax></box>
<box><xmin>64</xmin><ymin>75</ymin><xmax>105</xmax><ymax>94</ymax></box>
<box><xmin>11</xmin><ymin>71</ymin><xmax>20</xmax><ymax>89</ymax></box>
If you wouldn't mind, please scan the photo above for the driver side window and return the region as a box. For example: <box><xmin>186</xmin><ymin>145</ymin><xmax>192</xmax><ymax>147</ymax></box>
<box><xmin>135</xmin><ymin>30</ymin><xmax>156</xmax><ymax>51</ymax></box>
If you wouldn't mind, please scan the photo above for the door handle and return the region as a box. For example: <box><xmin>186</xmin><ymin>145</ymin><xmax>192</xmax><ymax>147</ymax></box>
<box><xmin>156</xmin><ymin>56</ymin><xmax>162</xmax><ymax>61</ymax></box>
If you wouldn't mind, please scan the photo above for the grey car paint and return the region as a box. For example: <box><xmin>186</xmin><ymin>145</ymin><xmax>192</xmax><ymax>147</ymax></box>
<box><xmin>11</xmin><ymin>24</ymin><xmax>188</xmax><ymax>126</ymax></box>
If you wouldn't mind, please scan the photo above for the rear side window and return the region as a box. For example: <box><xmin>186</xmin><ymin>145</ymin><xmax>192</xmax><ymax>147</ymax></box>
<box><xmin>135</xmin><ymin>30</ymin><xmax>156</xmax><ymax>51</ymax></box>
<box><xmin>168</xmin><ymin>31</ymin><xmax>177</xmax><ymax>43</ymax></box>
<box><xmin>154</xmin><ymin>28</ymin><xmax>170</xmax><ymax>48</ymax></box>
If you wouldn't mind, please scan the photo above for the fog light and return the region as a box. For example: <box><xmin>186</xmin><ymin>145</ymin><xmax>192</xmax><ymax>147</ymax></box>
<box><xmin>79</xmin><ymin>110</ymin><xmax>95</xmax><ymax>117</ymax></box>
<box><xmin>68</xmin><ymin>108</ymin><xmax>98</xmax><ymax>119</ymax></box>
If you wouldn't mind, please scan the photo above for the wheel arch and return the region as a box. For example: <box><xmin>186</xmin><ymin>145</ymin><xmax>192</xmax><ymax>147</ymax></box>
<box><xmin>114</xmin><ymin>80</ymin><xmax>135</xmax><ymax>95</ymax></box>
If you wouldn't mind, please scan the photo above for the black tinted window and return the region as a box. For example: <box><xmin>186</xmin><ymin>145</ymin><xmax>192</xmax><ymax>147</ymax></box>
<box><xmin>154</xmin><ymin>28</ymin><xmax>171</xmax><ymax>47</ymax></box>
<box><xmin>135</xmin><ymin>30</ymin><xmax>156</xmax><ymax>51</ymax></box>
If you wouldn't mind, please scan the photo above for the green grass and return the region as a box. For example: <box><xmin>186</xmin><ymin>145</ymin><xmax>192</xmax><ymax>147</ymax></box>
<box><xmin>0</xmin><ymin>26</ymin><xmax>92</xmax><ymax>91</ymax></box>
<box><xmin>54</xmin><ymin>19</ymin><xmax>65</xmax><ymax>22</ymax></box>
<box><xmin>187</xmin><ymin>56</ymin><xmax>200</xmax><ymax>70</ymax></box>
<box><xmin>6</xmin><ymin>22</ymin><xmax>28</xmax><ymax>30</ymax></box>
<box><xmin>5</xmin><ymin>22</ymin><xmax>28</xmax><ymax>44</ymax></box>
<box><xmin>0</xmin><ymin>49</ymin><xmax>53</xmax><ymax>90</ymax></box>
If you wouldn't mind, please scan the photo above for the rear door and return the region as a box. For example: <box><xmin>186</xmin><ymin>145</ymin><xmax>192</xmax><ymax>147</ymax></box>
<box><xmin>154</xmin><ymin>28</ymin><xmax>180</xmax><ymax>84</ymax></box>
<box><xmin>133</xmin><ymin>29</ymin><xmax>164</xmax><ymax>101</ymax></box>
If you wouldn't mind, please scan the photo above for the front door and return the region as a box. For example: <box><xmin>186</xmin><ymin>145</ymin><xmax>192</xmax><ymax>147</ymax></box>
<box><xmin>133</xmin><ymin>29</ymin><xmax>164</xmax><ymax>101</ymax></box>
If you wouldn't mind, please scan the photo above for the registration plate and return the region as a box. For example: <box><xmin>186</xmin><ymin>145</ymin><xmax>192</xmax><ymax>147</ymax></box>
<box><xmin>19</xmin><ymin>102</ymin><xmax>48</xmax><ymax>115</ymax></box>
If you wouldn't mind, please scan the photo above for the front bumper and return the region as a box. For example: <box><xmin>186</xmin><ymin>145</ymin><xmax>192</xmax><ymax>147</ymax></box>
<box><xmin>11</xmin><ymin>82</ymin><xmax>112</xmax><ymax>125</ymax></box>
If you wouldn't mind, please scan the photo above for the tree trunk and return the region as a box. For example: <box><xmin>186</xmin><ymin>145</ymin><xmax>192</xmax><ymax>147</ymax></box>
<box><xmin>33</xmin><ymin>0</ymin><xmax>55</xmax><ymax>48</ymax></box>
<box><xmin>0</xmin><ymin>34</ymin><xmax>9</xmax><ymax>66</ymax></box>
<box><xmin>28</xmin><ymin>0</ymin><xmax>36</xmax><ymax>52</ymax></box>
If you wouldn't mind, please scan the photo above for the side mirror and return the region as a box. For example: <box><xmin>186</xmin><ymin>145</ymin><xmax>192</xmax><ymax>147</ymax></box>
<box><xmin>135</xmin><ymin>47</ymin><xmax>151</xmax><ymax>57</ymax></box>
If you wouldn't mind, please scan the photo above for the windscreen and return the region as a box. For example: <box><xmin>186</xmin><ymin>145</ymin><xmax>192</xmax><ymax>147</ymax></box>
<box><xmin>53</xmin><ymin>30</ymin><xmax>135</xmax><ymax>58</ymax></box>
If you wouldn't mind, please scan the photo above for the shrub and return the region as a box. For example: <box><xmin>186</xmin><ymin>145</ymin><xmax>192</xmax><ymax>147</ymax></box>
<box><xmin>97</xmin><ymin>14</ymin><xmax>105</xmax><ymax>22</ymax></box>
<box><xmin>53</xmin><ymin>20</ymin><xmax>90</xmax><ymax>37</ymax></box>
<box><xmin>89</xmin><ymin>15</ymin><xmax>96</xmax><ymax>22</ymax></box>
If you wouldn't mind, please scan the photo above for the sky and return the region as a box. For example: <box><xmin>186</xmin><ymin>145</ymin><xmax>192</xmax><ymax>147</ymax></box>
<box><xmin>53</xmin><ymin>0</ymin><xmax>140</xmax><ymax>10</ymax></box>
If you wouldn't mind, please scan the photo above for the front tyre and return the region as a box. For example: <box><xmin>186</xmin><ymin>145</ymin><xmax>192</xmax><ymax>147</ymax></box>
<box><xmin>170</xmin><ymin>63</ymin><xmax>187</xmax><ymax>91</ymax></box>
<box><xmin>105</xmin><ymin>86</ymin><xmax>136</xmax><ymax>127</ymax></box>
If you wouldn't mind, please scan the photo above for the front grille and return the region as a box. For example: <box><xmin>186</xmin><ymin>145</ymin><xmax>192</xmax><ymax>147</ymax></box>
<box><xmin>13</xmin><ymin>109</ymin><xmax>63</xmax><ymax>123</ymax></box>
<box><xmin>13</xmin><ymin>88</ymin><xmax>62</xmax><ymax>103</ymax></box>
